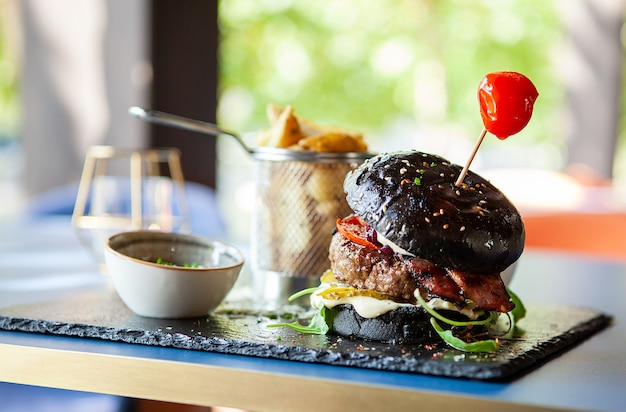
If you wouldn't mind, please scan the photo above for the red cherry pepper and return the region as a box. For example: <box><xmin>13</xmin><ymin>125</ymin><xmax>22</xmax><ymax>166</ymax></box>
<box><xmin>336</xmin><ymin>216</ymin><xmax>380</xmax><ymax>249</ymax></box>
<box><xmin>478</xmin><ymin>71</ymin><xmax>538</xmax><ymax>139</ymax></box>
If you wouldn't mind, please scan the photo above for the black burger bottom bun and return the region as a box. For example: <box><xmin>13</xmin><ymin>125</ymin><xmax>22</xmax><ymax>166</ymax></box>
<box><xmin>344</xmin><ymin>150</ymin><xmax>525</xmax><ymax>274</ymax></box>
<box><xmin>328</xmin><ymin>304</ymin><xmax>438</xmax><ymax>344</ymax></box>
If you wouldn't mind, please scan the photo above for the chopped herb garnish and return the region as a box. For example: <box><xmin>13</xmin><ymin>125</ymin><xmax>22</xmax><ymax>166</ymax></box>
<box><xmin>155</xmin><ymin>257</ymin><xmax>200</xmax><ymax>268</ymax></box>
<box><xmin>414</xmin><ymin>177</ymin><xmax>422</xmax><ymax>186</ymax></box>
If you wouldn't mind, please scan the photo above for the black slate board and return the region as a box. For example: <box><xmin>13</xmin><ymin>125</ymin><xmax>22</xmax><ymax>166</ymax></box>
<box><xmin>0</xmin><ymin>290</ymin><xmax>612</xmax><ymax>381</ymax></box>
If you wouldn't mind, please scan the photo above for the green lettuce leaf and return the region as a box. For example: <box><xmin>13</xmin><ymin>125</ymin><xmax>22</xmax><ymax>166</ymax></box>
<box><xmin>267</xmin><ymin>305</ymin><xmax>330</xmax><ymax>335</ymax></box>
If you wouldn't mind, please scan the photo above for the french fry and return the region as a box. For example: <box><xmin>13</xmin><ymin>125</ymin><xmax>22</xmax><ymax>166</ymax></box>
<box><xmin>306</xmin><ymin>165</ymin><xmax>348</xmax><ymax>202</ymax></box>
<box><xmin>256</xmin><ymin>105</ymin><xmax>303</xmax><ymax>148</ymax></box>
<box><xmin>296</xmin><ymin>116</ymin><xmax>361</xmax><ymax>140</ymax></box>
<box><xmin>258</xmin><ymin>103</ymin><xmax>368</xmax><ymax>153</ymax></box>
<box><xmin>266</xmin><ymin>103</ymin><xmax>283</xmax><ymax>126</ymax></box>
<box><xmin>297</xmin><ymin>133</ymin><xmax>368</xmax><ymax>153</ymax></box>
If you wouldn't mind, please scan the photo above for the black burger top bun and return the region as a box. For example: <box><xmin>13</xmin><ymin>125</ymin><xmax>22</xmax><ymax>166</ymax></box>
<box><xmin>344</xmin><ymin>150</ymin><xmax>524</xmax><ymax>274</ymax></box>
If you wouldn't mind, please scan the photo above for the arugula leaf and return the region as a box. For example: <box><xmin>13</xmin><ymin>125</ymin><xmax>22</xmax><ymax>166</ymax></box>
<box><xmin>267</xmin><ymin>305</ymin><xmax>329</xmax><ymax>335</ymax></box>
<box><xmin>267</xmin><ymin>286</ymin><xmax>330</xmax><ymax>334</ymax></box>
<box><xmin>501</xmin><ymin>287</ymin><xmax>526</xmax><ymax>338</ymax></box>
<box><xmin>415</xmin><ymin>292</ymin><xmax>497</xmax><ymax>327</ymax></box>
<box><xmin>430</xmin><ymin>318</ymin><xmax>500</xmax><ymax>352</ymax></box>
<box><xmin>507</xmin><ymin>288</ymin><xmax>526</xmax><ymax>324</ymax></box>
<box><xmin>416</xmin><ymin>292</ymin><xmax>502</xmax><ymax>352</ymax></box>
<box><xmin>287</xmin><ymin>287</ymin><xmax>320</xmax><ymax>301</ymax></box>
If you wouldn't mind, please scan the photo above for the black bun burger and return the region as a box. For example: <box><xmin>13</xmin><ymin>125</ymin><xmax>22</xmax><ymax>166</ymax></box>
<box><xmin>303</xmin><ymin>150</ymin><xmax>526</xmax><ymax>350</ymax></box>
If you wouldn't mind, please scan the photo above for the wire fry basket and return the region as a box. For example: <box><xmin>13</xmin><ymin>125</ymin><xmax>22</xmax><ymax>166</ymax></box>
<box><xmin>250</xmin><ymin>149</ymin><xmax>372</xmax><ymax>306</ymax></box>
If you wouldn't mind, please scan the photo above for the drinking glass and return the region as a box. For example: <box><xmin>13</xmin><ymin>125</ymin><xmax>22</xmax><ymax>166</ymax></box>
<box><xmin>71</xmin><ymin>145</ymin><xmax>189</xmax><ymax>263</ymax></box>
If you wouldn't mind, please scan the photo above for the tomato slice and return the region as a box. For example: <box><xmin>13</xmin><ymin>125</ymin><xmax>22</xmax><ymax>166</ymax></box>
<box><xmin>478</xmin><ymin>71</ymin><xmax>538</xmax><ymax>139</ymax></box>
<box><xmin>336</xmin><ymin>215</ymin><xmax>380</xmax><ymax>249</ymax></box>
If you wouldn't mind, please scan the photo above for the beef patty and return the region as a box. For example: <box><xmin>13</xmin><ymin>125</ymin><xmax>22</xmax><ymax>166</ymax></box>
<box><xmin>328</xmin><ymin>231</ymin><xmax>419</xmax><ymax>303</ymax></box>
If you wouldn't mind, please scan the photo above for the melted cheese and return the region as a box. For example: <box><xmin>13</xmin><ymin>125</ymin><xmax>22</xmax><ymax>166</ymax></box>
<box><xmin>311</xmin><ymin>289</ymin><xmax>411</xmax><ymax>318</ymax></box>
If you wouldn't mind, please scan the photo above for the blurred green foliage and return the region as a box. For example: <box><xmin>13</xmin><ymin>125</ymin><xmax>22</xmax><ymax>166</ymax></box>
<box><xmin>0</xmin><ymin>1</ymin><xmax>569</xmax><ymax>157</ymax></box>
<box><xmin>0</xmin><ymin>2</ymin><xmax>19</xmax><ymax>142</ymax></box>
<box><xmin>218</xmin><ymin>0</ymin><xmax>563</xmax><ymax>156</ymax></box>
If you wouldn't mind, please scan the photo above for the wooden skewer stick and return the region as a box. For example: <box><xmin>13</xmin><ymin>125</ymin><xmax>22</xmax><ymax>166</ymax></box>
<box><xmin>455</xmin><ymin>127</ymin><xmax>487</xmax><ymax>186</ymax></box>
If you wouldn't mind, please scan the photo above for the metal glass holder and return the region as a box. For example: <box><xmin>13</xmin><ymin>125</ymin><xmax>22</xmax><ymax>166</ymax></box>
<box><xmin>71</xmin><ymin>145</ymin><xmax>189</xmax><ymax>262</ymax></box>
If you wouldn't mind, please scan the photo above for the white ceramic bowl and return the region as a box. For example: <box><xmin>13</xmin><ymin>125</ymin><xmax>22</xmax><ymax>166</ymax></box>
<box><xmin>104</xmin><ymin>230</ymin><xmax>244</xmax><ymax>318</ymax></box>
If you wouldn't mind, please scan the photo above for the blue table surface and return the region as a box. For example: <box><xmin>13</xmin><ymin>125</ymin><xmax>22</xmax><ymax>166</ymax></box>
<box><xmin>1</xmin><ymin>215</ymin><xmax>625</xmax><ymax>411</ymax></box>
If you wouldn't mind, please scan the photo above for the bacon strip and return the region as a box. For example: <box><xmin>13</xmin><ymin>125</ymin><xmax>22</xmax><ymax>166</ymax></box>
<box><xmin>446</xmin><ymin>269</ymin><xmax>514</xmax><ymax>312</ymax></box>
<box><xmin>406</xmin><ymin>257</ymin><xmax>464</xmax><ymax>303</ymax></box>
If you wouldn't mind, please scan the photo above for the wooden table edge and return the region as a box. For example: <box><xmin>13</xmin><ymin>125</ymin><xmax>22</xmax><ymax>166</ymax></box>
<box><xmin>0</xmin><ymin>342</ymin><xmax>571</xmax><ymax>412</ymax></box>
